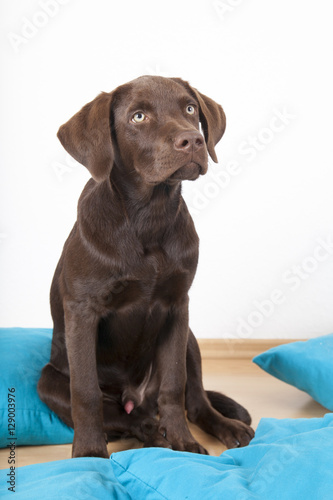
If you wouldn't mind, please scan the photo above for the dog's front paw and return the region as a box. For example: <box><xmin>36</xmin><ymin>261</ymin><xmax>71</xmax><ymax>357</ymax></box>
<box><xmin>72</xmin><ymin>433</ymin><xmax>109</xmax><ymax>458</ymax></box>
<box><xmin>162</xmin><ymin>426</ymin><xmax>209</xmax><ymax>455</ymax></box>
<box><xmin>143</xmin><ymin>428</ymin><xmax>208</xmax><ymax>455</ymax></box>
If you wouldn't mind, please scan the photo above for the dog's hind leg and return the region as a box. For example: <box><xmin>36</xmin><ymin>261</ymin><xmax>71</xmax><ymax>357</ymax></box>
<box><xmin>206</xmin><ymin>390</ymin><xmax>251</xmax><ymax>425</ymax></box>
<box><xmin>185</xmin><ymin>330</ymin><xmax>254</xmax><ymax>449</ymax></box>
<box><xmin>37</xmin><ymin>363</ymin><xmax>73</xmax><ymax>428</ymax></box>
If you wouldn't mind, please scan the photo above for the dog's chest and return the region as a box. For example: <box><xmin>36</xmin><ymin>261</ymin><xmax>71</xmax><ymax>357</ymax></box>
<box><xmin>100</xmin><ymin>241</ymin><xmax>196</xmax><ymax>312</ymax></box>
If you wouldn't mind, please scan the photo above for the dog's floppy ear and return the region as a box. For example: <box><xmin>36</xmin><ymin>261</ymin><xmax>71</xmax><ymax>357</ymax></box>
<box><xmin>57</xmin><ymin>92</ymin><xmax>114</xmax><ymax>182</ymax></box>
<box><xmin>194</xmin><ymin>89</ymin><xmax>226</xmax><ymax>163</ymax></box>
<box><xmin>172</xmin><ymin>79</ymin><xmax>226</xmax><ymax>163</ymax></box>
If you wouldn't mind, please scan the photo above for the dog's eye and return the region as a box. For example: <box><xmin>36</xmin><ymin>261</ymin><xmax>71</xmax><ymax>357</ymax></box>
<box><xmin>186</xmin><ymin>105</ymin><xmax>195</xmax><ymax>115</ymax></box>
<box><xmin>132</xmin><ymin>112</ymin><xmax>146</xmax><ymax>123</ymax></box>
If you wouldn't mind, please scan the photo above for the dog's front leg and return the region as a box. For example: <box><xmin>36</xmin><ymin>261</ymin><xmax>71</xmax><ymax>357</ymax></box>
<box><xmin>64</xmin><ymin>300</ymin><xmax>108</xmax><ymax>458</ymax></box>
<box><xmin>155</xmin><ymin>299</ymin><xmax>207</xmax><ymax>454</ymax></box>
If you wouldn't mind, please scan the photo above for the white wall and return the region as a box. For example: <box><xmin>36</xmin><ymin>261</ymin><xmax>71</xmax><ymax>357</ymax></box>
<box><xmin>1</xmin><ymin>0</ymin><xmax>332</xmax><ymax>338</ymax></box>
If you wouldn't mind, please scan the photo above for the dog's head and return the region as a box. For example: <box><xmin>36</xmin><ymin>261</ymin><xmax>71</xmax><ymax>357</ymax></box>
<box><xmin>57</xmin><ymin>76</ymin><xmax>226</xmax><ymax>184</ymax></box>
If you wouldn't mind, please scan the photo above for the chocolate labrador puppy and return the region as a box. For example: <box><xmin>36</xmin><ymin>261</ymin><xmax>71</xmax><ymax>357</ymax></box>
<box><xmin>38</xmin><ymin>76</ymin><xmax>254</xmax><ymax>458</ymax></box>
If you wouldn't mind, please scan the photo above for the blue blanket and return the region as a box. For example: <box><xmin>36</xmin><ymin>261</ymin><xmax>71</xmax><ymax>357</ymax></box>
<box><xmin>1</xmin><ymin>414</ymin><xmax>332</xmax><ymax>499</ymax></box>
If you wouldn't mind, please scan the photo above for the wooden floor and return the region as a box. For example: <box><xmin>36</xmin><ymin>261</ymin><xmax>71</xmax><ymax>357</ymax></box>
<box><xmin>0</xmin><ymin>339</ymin><xmax>327</xmax><ymax>469</ymax></box>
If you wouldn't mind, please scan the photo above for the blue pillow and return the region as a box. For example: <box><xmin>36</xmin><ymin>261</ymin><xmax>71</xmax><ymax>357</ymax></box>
<box><xmin>1</xmin><ymin>414</ymin><xmax>333</xmax><ymax>499</ymax></box>
<box><xmin>253</xmin><ymin>333</ymin><xmax>333</xmax><ymax>411</ymax></box>
<box><xmin>0</xmin><ymin>458</ymin><xmax>130</xmax><ymax>500</ymax></box>
<box><xmin>0</xmin><ymin>328</ymin><xmax>74</xmax><ymax>447</ymax></box>
<box><xmin>111</xmin><ymin>413</ymin><xmax>333</xmax><ymax>499</ymax></box>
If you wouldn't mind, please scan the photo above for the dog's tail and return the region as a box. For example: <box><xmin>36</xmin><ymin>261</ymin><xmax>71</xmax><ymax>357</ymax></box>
<box><xmin>206</xmin><ymin>390</ymin><xmax>252</xmax><ymax>425</ymax></box>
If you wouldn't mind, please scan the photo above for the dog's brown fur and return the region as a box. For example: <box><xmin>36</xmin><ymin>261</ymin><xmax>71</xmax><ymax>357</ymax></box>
<box><xmin>38</xmin><ymin>76</ymin><xmax>254</xmax><ymax>458</ymax></box>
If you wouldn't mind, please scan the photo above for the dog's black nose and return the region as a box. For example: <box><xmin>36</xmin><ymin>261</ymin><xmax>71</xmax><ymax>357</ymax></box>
<box><xmin>174</xmin><ymin>131</ymin><xmax>204</xmax><ymax>153</ymax></box>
